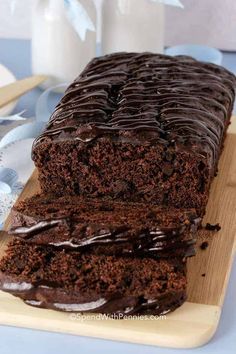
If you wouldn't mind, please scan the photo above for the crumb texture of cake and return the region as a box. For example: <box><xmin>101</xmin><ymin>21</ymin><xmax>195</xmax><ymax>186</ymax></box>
<box><xmin>0</xmin><ymin>240</ymin><xmax>186</xmax><ymax>316</ymax></box>
<box><xmin>8</xmin><ymin>194</ymin><xmax>200</xmax><ymax>258</ymax></box>
<box><xmin>32</xmin><ymin>52</ymin><xmax>236</xmax><ymax>215</ymax></box>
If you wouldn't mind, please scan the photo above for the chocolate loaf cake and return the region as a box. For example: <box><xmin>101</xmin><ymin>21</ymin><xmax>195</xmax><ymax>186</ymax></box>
<box><xmin>8</xmin><ymin>194</ymin><xmax>200</xmax><ymax>258</ymax></box>
<box><xmin>32</xmin><ymin>52</ymin><xmax>236</xmax><ymax>215</ymax></box>
<box><xmin>0</xmin><ymin>240</ymin><xmax>186</xmax><ymax>316</ymax></box>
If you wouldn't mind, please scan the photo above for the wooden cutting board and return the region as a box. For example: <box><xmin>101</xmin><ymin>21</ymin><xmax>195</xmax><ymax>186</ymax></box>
<box><xmin>0</xmin><ymin>120</ymin><xmax>236</xmax><ymax>349</ymax></box>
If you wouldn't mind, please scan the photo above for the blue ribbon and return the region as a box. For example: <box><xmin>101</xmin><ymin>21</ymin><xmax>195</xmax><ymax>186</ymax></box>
<box><xmin>35</xmin><ymin>84</ymin><xmax>68</xmax><ymax>122</ymax></box>
<box><xmin>64</xmin><ymin>0</ymin><xmax>95</xmax><ymax>41</ymax></box>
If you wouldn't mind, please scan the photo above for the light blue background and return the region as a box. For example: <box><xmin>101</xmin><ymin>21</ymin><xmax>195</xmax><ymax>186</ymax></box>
<box><xmin>0</xmin><ymin>39</ymin><xmax>235</xmax><ymax>354</ymax></box>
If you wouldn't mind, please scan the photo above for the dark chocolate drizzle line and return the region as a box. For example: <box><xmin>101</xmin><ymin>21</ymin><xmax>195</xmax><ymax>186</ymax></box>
<box><xmin>9</xmin><ymin>217</ymin><xmax>197</xmax><ymax>256</ymax></box>
<box><xmin>23</xmin><ymin>292</ymin><xmax>185</xmax><ymax>316</ymax></box>
<box><xmin>4</xmin><ymin>282</ymin><xmax>185</xmax><ymax>316</ymax></box>
<box><xmin>32</xmin><ymin>52</ymin><xmax>236</xmax><ymax>173</ymax></box>
<box><xmin>10</xmin><ymin>220</ymin><xmax>63</xmax><ymax>240</ymax></box>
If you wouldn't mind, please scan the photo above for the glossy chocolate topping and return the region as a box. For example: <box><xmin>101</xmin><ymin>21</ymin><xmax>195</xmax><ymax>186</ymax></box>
<box><xmin>9</xmin><ymin>195</ymin><xmax>200</xmax><ymax>258</ymax></box>
<box><xmin>32</xmin><ymin>52</ymin><xmax>236</xmax><ymax>169</ymax></box>
<box><xmin>0</xmin><ymin>274</ymin><xmax>186</xmax><ymax>316</ymax></box>
<box><xmin>9</xmin><ymin>217</ymin><xmax>197</xmax><ymax>256</ymax></box>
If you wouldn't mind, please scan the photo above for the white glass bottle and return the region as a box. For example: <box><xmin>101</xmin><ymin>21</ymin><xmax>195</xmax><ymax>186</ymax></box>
<box><xmin>32</xmin><ymin>0</ymin><xmax>96</xmax><ymax>88</ymax></box>
<box><xmin>101</xmin><ymin>0</ymin><xmax>165</xmax><ymax>55</ymax></box>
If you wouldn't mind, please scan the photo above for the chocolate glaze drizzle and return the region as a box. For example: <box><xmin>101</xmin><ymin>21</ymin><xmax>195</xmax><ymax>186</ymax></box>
<box><xmin>9</xmin><ymin>214</ymin><xmax>200</xmax><ymax>258</ymax></box>
<box><xmin>0</xmin><ymin>278</ymin><xmax>185</xmax><ymax>316</ymax></box>
<box><xmin>32</xmin><ymin>52</ymin><xmax>236</xmax><ymax>171</ymax></box>
<box><xmin>23</xmin><ymin>292</ymin><xmax>184</xmax><ymax>316</ymax></box>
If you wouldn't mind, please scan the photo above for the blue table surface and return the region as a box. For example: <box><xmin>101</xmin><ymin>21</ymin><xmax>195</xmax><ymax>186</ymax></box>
<box><xmin>0</xmin><ymin>39</ymin><xmax>235</xmax><ymax>354</ymax></box>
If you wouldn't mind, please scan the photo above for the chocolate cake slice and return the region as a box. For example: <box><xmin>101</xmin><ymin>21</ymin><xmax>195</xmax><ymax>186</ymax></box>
<box><xmin>8</xmin><ymin>194</ymin><xmax>200</xmax><ymax>258</ymax></box>
<box><xmin>0</xmin><ymin>239</ymin><xmax>186</xmax><ymax>316</ymax></box>
<box><xmin>32</xmin><ymin>52</ymin><xmax>236</xmax><ymax>215</ymax></box>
